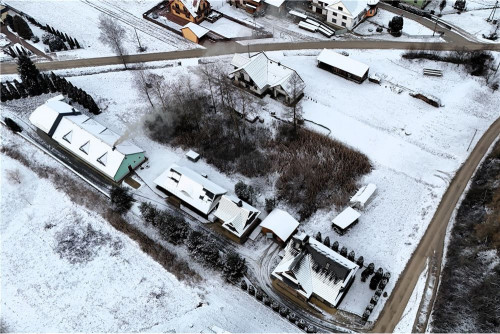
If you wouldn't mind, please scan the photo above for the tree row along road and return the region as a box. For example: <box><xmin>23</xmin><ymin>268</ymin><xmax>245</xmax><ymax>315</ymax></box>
<box><xmin>372</xmin><ymin>117</ymin><xmax>500</xmax><ymax>333</ymax></box>
<box><xmin>1</xmin><ymin>39</ymin><xmax>500</xmax><ymax>75</ymax></box>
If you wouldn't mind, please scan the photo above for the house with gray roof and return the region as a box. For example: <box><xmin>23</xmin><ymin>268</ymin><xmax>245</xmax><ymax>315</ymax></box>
<box><xmin>272</xmin><ymin>233</ymin><xmax>358</xmax><ymax>309</ymax></box>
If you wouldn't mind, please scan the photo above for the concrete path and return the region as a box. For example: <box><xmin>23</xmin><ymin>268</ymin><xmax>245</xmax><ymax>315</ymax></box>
<box><xmin>0</xmin><ymin>25</ymin><xmax>52</xmax><ymax>60</ymax></box>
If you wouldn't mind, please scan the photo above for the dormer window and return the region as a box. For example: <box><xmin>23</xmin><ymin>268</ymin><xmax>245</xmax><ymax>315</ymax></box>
<box><xmin>63</xmin><ymin>130</ymin><xmax>73</xmax><ymax>143</ymax></box>
<box><xmin>79</xmin><ymin>141</ymin><xmax>90</xmax><ymax>154</ymax></box>
<box><xmin>338</xmin><ymin>6</ymin><xmax>343</xmax><ymax>10</ymax></box>
<box><xmin>97</xmin><ymin>152</ymin><xmax>108</xmax><ymax>166</ymax></box>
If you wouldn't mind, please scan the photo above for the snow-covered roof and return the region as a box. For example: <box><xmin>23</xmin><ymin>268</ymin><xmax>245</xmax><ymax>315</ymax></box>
<box><xmin>265</xmin><ymin>0</ymin><xmax>285</xmax><ymax>7</ymax></box>
<box><xmin>178</xmin><ymin>0</ymin><xmax>204</xmax><ymax>17</ymax></box>
<box><xmin>350</xmin><ymin>183</ymin><xmax>377</xmax><ymax>208</ymax></box>
<box><xmin>272</xmin><ymin>234</ymin><xmax>358</xmax><ymax>307</ymax></box>
<box><xmin>289</xmin><ymin>10</ymin><xmax>308</xmax><ymax>19</ymax></box>
<box><xmin>214</xmin><ymin>195</ymin><xmax>260</xmax><ymax>237</ymax></box>
<box><xmin>153</xmin><ymin>164</ymin><xmax>227</xmax><ymax>215</ymax></box>
<box><xmin>317</xmin><ymin>49</ymin><xmax>369</xmax><ymax>78</ymax></box>
<box><xmin>326</xmin><ymin>0</ymin><xmax>369</xmax><ymax>18</ymax></box>
<box><xmin>260</xmin><ymin>208</ymin><xmax>299</xmax><ymax>242</ymax></box>
<box><xmin>182</xmin><ymin>22</ymin><xmax>209</xmax><ymax>38</ymax></box>
<box><xmin>29</xmin><ymin>96</ymin><xmax>145</xmax><ymax>181</ymax></box>
<box><xmin>186</xmin><ymin>149</ymin><xmax>200</xmax><ymax>160</ymax></box>
<box><xmin>331</xmin><ymin>207</ymin><xmax>361</xmax><ymax>230</ymax></box>
<box><xmin>230</xmin><ymin>52</ymin><xmax>305</xmax><ymax>97</ymax></box>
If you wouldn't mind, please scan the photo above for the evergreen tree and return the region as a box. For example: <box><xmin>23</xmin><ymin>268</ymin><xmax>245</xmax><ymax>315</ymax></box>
<box><xmin>356</xmin><ymin>256</ymin><xmax>364</xmax><ymax>267</ymax></box>
<box><xmin>367</xmin><ymin>263</ymin><xmax>375</xmax><ymax>275</ymax></box>
<box><xmin>17</xmin><ymin>55</ymin><xmax>41</xmax><ymax>96</ymax></box>
<box><xmin>6</xmin><ymin>81</ymin><xmax>21</xmax><ymax>99</ymax></box>
<box><xmin>139</xmin><ymin>202</ymin><xmax>158</xmax><ymax>225</ymax></box>
<box><xmin>1</xmin><ymin>84</ymin><xmax>12</xmax><ymax>102</ymax></box>
<box><xmin>45</xmin><ymin>74</ymin><xmax>57</xmax><ymax>93</ymax></box>
<box><xmin>323</xmin><ymin>236</ymin><xmax>330</xmax><ymax>247</ymax></box>
<box><xmin>5</xmin><ymin>15</ymin><xmax>14</xmax><ymax>31</ymax></box>
<box><xmin>248</xmin><ymin>285</ymin><xmax>255</xmax><ymax>296</ymax></box>
<box><xmin>74</xmin><ymin>38</ymin><xmax>81</xmax><ymax>49</ymax></box>
<box><xmin>13</xmin><ymin>79</ymin><xmax>28</xmax><ymax>98</ymax></box>
<box><xmin>37</xmin><ymin>74</ymin><xmax>49</xmax><ymax>94</ymax></box>
<box><xmin>332</xmin><ymin>240</ymin><xmax>339</xmax><ymax>252</ymax></box>
<box><xmin>68</xmin><ymin>36</ymin><xmax>75</xmax><ymax>49</ymax></box>
<box><xmin>340</xmin><ymin>246</ymin><xmax>348</xmax><ymax>257</ymax></box>
<box><xmin>348</xmin><ymin>250</ymin><xmax>355</xmax><ymax>261</ymax></box>
<box><xmin>240</xmin><ymin>280</ymin><xmax>247</xmax><ymax>290</ymax></box>
<box><xmin>315</xmin><ymin>232</ymin><xmax>322</xmax><ymax>242</ymax></box>
<box><xmin>15</xmin><ymin>46</ymin><xmax>23</xmax><ymax>57</ymax></box>
<box><xmin>6</xmin><ymin>46</ymin><xmax>15</xmax><ymax>58</ymax></box>
<box><xmin>361</xmin><ymin>268</ymin><xmax>371</xmax><ymax>282</ymax></box>
<box><xmin>45</xmin><ymin>24</ymin><xmax>52</xmax><ymax>33</ymax></box>
<box><xmin>370</xmin><ymin>294</ymin><xmax>379</xmax><ymax>305</ymax></box>
<box><xmin>222</xmin><ymin>251</ymin><xmax>247</xmax><ymax>282</ymax></box>
<box><xmin>87</xmin><ymin>95</ymin><xmax>100</xmax><ymax>114</ymax></box>
<box><xmin>110</xmin><ymin>186</ymin><xmax>133</xmax><ymax>214</ymax></box>
<box><xmin>12</xmin><ymin>15</ymin><xmax>34</xmax><ymax>39</ymax></box>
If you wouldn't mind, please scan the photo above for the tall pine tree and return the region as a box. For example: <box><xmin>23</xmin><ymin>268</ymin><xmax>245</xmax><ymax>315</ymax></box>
<box><xmin>6</xmin><ymin>81</ymin><xmax>21</xmax><ymax>99</ymax></box>
<box><xmin>17</xmin><ymin>55</ymin><xmax>41</xmax><ymax>96</ymax></box>
<box><xmin>13</xmin><ymin>79</ymin><xmax>28</xmax><ymax>98</ymax></box>
<box><xmin>1</xmin><ymin>84</ymin><xmax>12</xmax><ymax>102</ymax></box>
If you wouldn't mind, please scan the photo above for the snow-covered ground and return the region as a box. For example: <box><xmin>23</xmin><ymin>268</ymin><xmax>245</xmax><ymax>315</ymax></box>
<box><xmin>5</xmin><ymin>0</ymin><xmax>199</xmax><ymax>60</ymax></box>
<box><xmin>0</xmin><ymin>128</ymin><xmax>298</xmax><ymax>333</ymax></box>
<box><xmin>200</xmin><ymin>17</ymin><xmax>255</xmax><ymax>38</ymax></box>
<box><xmin>355</xmin><ymin>9</ymin><xmax>444</xmax><ymax>42</ymax></box>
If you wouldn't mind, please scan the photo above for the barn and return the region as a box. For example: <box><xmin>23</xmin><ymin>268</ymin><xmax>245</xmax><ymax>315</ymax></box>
<box><xmin>317</xmin><ymin>49</ymin><xmax>369</xmax><ymax>83</ymax></box>
<box><xmin>29</xmin><ymin>96</ymin><xmax>146</xmax><ymax>183</ymax></box>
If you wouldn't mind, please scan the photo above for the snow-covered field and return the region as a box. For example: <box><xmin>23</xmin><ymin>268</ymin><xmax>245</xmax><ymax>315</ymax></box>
<box><xmin>0</xmin><ymin>128</ymin><xmax>298</xmax><ymax>333</ymax></box>
<box><xmin>5</xmin><ymin>0</ymin><xmax>199</xmax><ymax>60</ymax></box>
<box><xmin>21</xmin><ymin>49</ymin><xmax>494</xmax><ymax>322</ymax></box>
<box><xmin>356</xmin><ymin>9</ymin><xmax>444</xmax><ymax>42</ymax></box>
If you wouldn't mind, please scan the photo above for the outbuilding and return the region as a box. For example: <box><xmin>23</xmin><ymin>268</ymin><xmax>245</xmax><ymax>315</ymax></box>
<box><xmin>260</xmin><ymin>208</ymin><xmax>300</xmax><ymax>245</ymax></box>
<box><xmin>317</xmin><ymin>49</ymin><xmax>369</xmax><ymax>83</ymax></box>
<box><xmin>331</xmin><ymin>207</ymin><xmax>361</xmax><ymax>234</ymax></box>
<box><xmin>181</xmin><ymin>22</ymin><xmax>210</xmax><ymax>44</ymax></box>
<box><xmin>349</xmin><ymin>183</ymin><xmax>377</xmax><ymax>209</ymax></box>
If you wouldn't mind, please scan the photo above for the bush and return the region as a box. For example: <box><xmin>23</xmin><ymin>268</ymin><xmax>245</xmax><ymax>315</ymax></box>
<box><xmin>234</xmin><ymin>181</ymin><xmax>256</xmax><ymax>205</ymax></box>
<box><xmin>375</xmin><ymin>288</ymin><xmax>383</xmax><ymax>297</ymax></box>
<box><xmin>357</xmin><ymin>256</ymin><xmax>364</xmax><ymax>267</ymax></box>
<box><xmin>248</xmin><ymin>285</ymin><xmax>255</xmax><ymax>296</ymax></box>
<box><xmin>362</xmin><ymin>310</ymin><xmax>371</xmax><ymax>321</ymax></box>
<box><xmin>31</xmin><ymin>36</ymin><xmax>40</xmax><ymax>43</ymax></box>
<box><xmin>323</xmin><ymin>236</ymin><xmax>330</xmax><ymax>247</ymax></box>
<box><xmin>279</xmin><ymin>306</ymin><xmax>289</xmax><ymax>317</ymax></box>
<box><xmin>264</xmin><ymin>296</ymin><xmax>271</xmax><ymax>306</ymax></box>
<box><xmin>265</xmin><ymin>197</ymin><xmax>277</xmax><ymax>213</ymax></box>
<box><xmin>4</xmin><ymin>118</ymin><xmax>23</xmax><ymax>132</ymax></box>
<box><xmin>370</xmin><ymin>294</ymin><xmax>379</xmax><ymax>305</ymax></box>
<box><xmin>110</xmin><ymin>186</ymin><xmax>133</xmax><ymax>214</ymax></box>
<box><xmin>315</xmin><ymin>232</ymin><xmax>322</xmax><ymax>242</ymax></box>
<box><xmin>271</xmin><ymin>302</ymin><xmax>280</xmax><ymax>311</ymax></box>
<box><xmin>222</xmin><ymin>251</ymin><xmax>247</xmax><ymax>282</ymax></box>
<box><xmin>297</xmin><ymin>319</ymin><xmax>306</xmax><ymax>329</ymax></box>
<box><xmin>332</xmin><ymin>240</ymin><xmax>339</xmax><ymax>252</ymax></box>
<box><xmin>12</xmin><ymin>15</ymin><xmax>33</xmax><ymax>39</ymax></box>
<box><xmin>240</xmin><ymin>280</ymin><xmax>247</xmax><ymax>290</ymax></box>
<box><xmin>379</xmin><ymin>278</ymin><xmax>388</xmax><ymax>290</ymax></box>
<box><xmin>256</xmin><ymin>290</ymin><xmax>263</xmax><ymax>301</ymax></box>
<box><xmin>348</xmin><ymin>250</ymin><xmax>355</xmax><ymax>261</ymax></box>
<box><xmin>48</xmin><ymin>35</ymin><xmax>65</xmax><ymax>52</ymax></box>
<box><xmin>340</xmin><ymin>246</ymin><xmax>347</xmax><ymax>257</ymax></box>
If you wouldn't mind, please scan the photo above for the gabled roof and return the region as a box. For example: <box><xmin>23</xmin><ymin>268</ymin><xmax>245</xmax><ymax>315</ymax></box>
<box><xmin>317</xmin><ymin>49</ymin><xmax>369</xmax><ymax>78</ymax></box>
<box><xmin>272</xmin><ymin>234</ymin><xmax>359</xmax><ymax>307</ymax></box>
<box><xmin>230</xmin><ymin>52</ymin><xmax>305</xmax><ymax>97</ymax></box>
<box><xmin>153</xmin><ymin>164</ymin><xmax>227</xmax><ymax>215</ymax></box>
<box><xmin>265</xmin><ymin>0</ymin><xmax>285</xmax><ymax>8</ymax></box>
<box><xmin>29</xmin><ymin>96</ymin><xmax>145</xmax><ymax>181</ymax></box>
<box><xmin>332</xmin><ymin>207</ymin><xmax>361</xmax><ymax>230</ymax></box>
<box><xmin>214</xmin><ymin>195</ymin><xmax>260</xmax><ymax>237</ymax></box>
<box><xmin>182</xmin><ymin>22</ymin><xmax>209</xmax><ymax>38</ymax></box>
<box><xmin>326</xmin><ymin>0</ymin><xmax>370</xmax><ymax>18</ymax></box>
<box><xmin>260</xmin><ymin>208</ymin><xmax>299</xmax><ymax>242</ymax></box>
<box><xmin>350</xmin><ymin>183</ymin><xmax>377</xmax><ymax>207</ymax></box>
<box><xmin>178</xmin><ymin>0</ymin><xmax>204</xmax><ymax>17</ymax></box>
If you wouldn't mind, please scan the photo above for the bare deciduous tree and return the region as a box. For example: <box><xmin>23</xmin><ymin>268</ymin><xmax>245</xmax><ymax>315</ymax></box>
<box><xmin>98</xmin><ymin>14</ymin><xmax>128</xmax><ymax>69</ymax></box>
<box><xmin>285</xmin><ymin>72</ymin><xmax>304</xmax><ymax>135</ymax></box>
<box><xmin>134</xmin><ymin>65</ymin><xmax>155</xmax><ymax>109</ymax></box>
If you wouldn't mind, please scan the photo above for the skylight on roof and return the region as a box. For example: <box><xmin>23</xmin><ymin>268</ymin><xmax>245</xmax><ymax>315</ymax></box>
<box><xmin>97</xmin><ymin>152</ymin><xmax>108</xmax><ymax>166</ymax></box>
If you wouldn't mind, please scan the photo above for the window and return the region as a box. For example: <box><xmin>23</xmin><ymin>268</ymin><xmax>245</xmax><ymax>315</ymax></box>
<box><xmin>62</xmin><ymin>130</ymin><xmax>73</xmax><ymax>143</ymax></box>
<box><xmin>332</xmin><ymin>12</ymin><xmax>337</xmax><ymax>16</ymax></box>
<box><xmin>79</xmin><ymin>141</ymin><xmax>90</xmax><ymax>154</ymax></box>
<box><xmin>169</xmin><ymin>170</ymin><xmax>181</xmax><ymax>182</ymax></box>
<box><xmin>338</xmin><ymin>6</ymin><xmax>343</xmax><ymax>10</ymax></box>
<box><xmin>316</xmin><ymin>7</ymin><xmax>322</xmax><ymax>14</ymax></box>
<box><xmin>97</xmin><ymin>152</ymin><xmax>107</xmax><ymax>166</ymax></box>
<box><xmin>342</xmin><ymin>15</ymin><xmax>347</xmax><ymax>19</ymax></box>
<box><xmin>342</xmin><ymin>22</ymin><xmax>346</xmax><ymax>27</ymax></box>
<box><xmin>332</xmin><ymin>18</ymin><xmax>337</xmax><ymax>23</ymax></box>
<box><xmin>175</xmin><ymin>3</ymin><xmax>179</xmax><ymax>8</ymax></box>
<box><xmin>186</xmin><ymin>12</ymin><xmax>191</xmax><ymax>18</ymax></box>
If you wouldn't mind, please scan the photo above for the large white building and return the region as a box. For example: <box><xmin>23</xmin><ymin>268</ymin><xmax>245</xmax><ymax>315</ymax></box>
<box><xmin>29</xmin><ymin>95</ymin><xmax>146</xmax><ymax>182</ymax></box>
<box><xmin>272</xmin><ymin>233</ymin><xmax>359</xmax><ymax>309</ymax></box>
<box><xmin>311</xmin><ymin>0</ymin><xmax>378</xmax><ymax>30</ymax></box>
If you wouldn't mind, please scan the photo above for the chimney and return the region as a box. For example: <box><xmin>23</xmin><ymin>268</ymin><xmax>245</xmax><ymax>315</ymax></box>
<box><xmin>237</xmin><ymin>200</ymin><xmax>243</xmax><ymax>207</ymax></box>
<box><xmin>112</xmin><ymin>146</ymin><xmax>116</xmax><ymax>151</ymax></box>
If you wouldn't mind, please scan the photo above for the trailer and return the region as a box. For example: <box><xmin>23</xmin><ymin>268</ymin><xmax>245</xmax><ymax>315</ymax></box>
<box><xmin>423</xmin><ymin>68</ymin><xmax>443</xmax><ymax>77</ymax></box>
<box><xmin>298</xmin><ymin>21</ymin><xmax>318</xmax><ymax>32</ymax></box>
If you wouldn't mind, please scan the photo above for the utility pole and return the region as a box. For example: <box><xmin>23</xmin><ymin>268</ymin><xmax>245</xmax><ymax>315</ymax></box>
<box><xmin>134</xmin><ymin>28</ymin><xmax>143</xmax><ymax>52</ymax></box>
<box><xmin>433</xmin><ymin>17</ymin><xmax>439</xmax><ymax>36</ymax></box>
<box><xmin>487</xmin><ymin>0</ymin><xmax>498</xmax><ymax>22</ymax></box>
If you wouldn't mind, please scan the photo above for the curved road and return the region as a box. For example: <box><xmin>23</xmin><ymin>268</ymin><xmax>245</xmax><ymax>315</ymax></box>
<box><xmin>372</xmin><ymin>117</ymin><xmax>500</xmax><ymax>333</ymax></box>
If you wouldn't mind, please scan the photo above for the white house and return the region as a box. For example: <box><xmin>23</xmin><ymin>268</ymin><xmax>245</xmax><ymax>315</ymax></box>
<box><xmin>260</xmin><ymin>208</ymin><xmax>300</xmax><ymax>245</ymax></box>
<box><xmin>213</xmin><ymin>195</ymin><xmax>261</xmax><ymax>242</ymax></box>
<box><xmin>311</xmin><ymin>0</ymin><xmax>378</xmax><ymax>30</ymax></box>
<box><xmin>29</xmin><ymin>95</ymin><xmax>146</xmax><ymax>183</ymax></box>
<box><xmin>229</xmin><ymin>52</ymin><xmax>305</xmax><ymax>104</ymax></box>
<box><xmin>154</xmin><ymin>164</ymin><xmax>227</xmax><ymax>217</ymax></box>
<box><xmin>272</xmin><ymin>233</ymin><xmax>359</xmax><ymax>309</ymax></box>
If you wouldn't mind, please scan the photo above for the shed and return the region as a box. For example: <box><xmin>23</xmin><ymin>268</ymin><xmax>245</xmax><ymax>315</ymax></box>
<box><xmin>349</xmin><ymin>183</ymin><xmax>377</xmax><ymax>209</ymax></box>
<box><xmin>317</xmin><ymin>49</ymin><xmax>369</xmax><ymax>83</ymax></box>
<box><xmin>332</xmin><ymin>207</ymin><xmax>361</xmax><ymax>234</ymax></box>
<box><xmin>260</xmin><ymin>208</ymin><xmax>299</xmax><ymax>245</ymax></box>
<box><xmin>186</xmin><ymin>149</ymin><xmax>200</xmax><ymax>162</ymax></box>
<box><xmin>181</xmin><ymin>22</ymin><xmax>209</xmax><ymax>44</ymax></box>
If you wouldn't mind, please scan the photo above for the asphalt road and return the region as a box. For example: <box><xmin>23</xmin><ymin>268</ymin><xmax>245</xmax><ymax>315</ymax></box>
<box><xmin>372</xmin><ymin>117</ymin><xmax>500</xmax><ymax>333</ymax></box>
<box><xmin>1</xmin><ymin>37</ymin><xmax>500</xmax><ymax>75</ymax></box>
